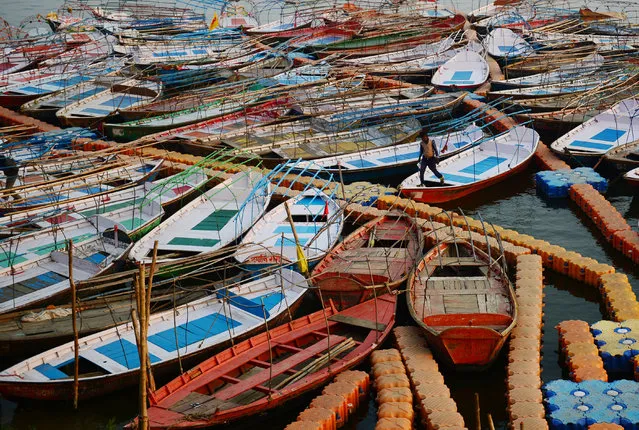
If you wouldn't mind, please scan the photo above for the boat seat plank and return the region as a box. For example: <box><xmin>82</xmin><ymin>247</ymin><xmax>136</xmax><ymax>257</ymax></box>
<box><xmin>168</xmin><ymin>392</ymin><xmax>237</xmax><ymax>415</ymax></box>
<box><xmin>431</xmin><ymin>257</ymin><xmax>485</xmax><ymax>266</ymax></box>
<box><xmin>477</xmin><ymin>294</ymin><xmax>487</xmax><ymax>313</ymax></box>
<box><xmin>424</xmin><ymin>289</ymin><xmax>497</xmax><ymax>296</ymax></box>
<box><xmin>443</xmin><ymin>295</ymin><xmax>479</xmax><ymax>314</ymax></box>
<box><xmin>328</xmin><ymin>314</ymin><xmax>387</xmax><ymax>331</ymax></box>
<box><xmin>214</xmin><ymin>334</ymin><xmax>347</xmax><ymax>401</ymax></box>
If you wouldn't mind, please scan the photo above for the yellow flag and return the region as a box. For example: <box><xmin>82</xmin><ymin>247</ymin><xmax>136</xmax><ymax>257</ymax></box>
<box><xmin>296</xmin><ymin>244</ymin><xmax>308</xmax><ymax>276</ymax></box>
<box><xmin>209</xmin><ymin>13</ymin><xmax>219</xmax><ymax>30</ymax></box>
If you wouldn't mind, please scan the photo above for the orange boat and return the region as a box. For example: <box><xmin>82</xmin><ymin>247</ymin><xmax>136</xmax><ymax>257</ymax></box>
<box><xmin>311</xmin><ymin>213</ymin><xmax>423</xmax><ymax>310</ymax></box>
<box><xmin>136</xmin><ymin>294</ymin><xmax>396</xmax><ymax>429</ymax></box>
<box><xmin>406</xmin><ymin>239</ymin><xmax>517</xmax><ymax>370</ymax></box>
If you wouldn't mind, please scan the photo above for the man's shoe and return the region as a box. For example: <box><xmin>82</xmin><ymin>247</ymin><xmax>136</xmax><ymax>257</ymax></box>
<box><xmin>439</xmin><ymin>176</ymin><xmax>445</xmax><ymax>184</ymax></box>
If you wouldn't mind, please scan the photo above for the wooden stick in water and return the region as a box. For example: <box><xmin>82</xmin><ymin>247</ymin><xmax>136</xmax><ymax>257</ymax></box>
<box><xmin>474</xmin><ymin>392</ymin><xmax>481</xmax><ymax>430</ymax></box>
<box><xmin>487</xmin><ymin>413</ymin><xmax>496</xmax><ymax>430</ymax></box>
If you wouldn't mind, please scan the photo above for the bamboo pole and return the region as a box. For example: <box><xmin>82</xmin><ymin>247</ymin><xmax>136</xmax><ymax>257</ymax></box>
<box><xmin>474</xmin><ymin>392</ymin><xmax>481</xmax><ymax>430</ymax></box>
<box><xmin>69</xmin><ymin>239</ymin><xmax>79</xmax><ymax>410</ymax></box>
<box><xmin>137</xmin><ymin>265</ymin><xmax>149</xmax><ymax>430</ymax></box>
<box><xmin>487</xmin><ymin>413</ymin><xmax>496</xmax><ymax>430</ymax></box>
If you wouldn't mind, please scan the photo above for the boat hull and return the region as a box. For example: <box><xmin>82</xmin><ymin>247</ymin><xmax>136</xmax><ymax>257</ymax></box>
<box><xmin>423</xmin><ymin>325</ymin><xmax>509</xmax><ymax>371</ymax></box>
<box><xmin>0</xmin><ymin>298</ymin><xmax>304</xmax><ymax>401</ymax></box>
<box><xmin>400</xmin><ymin>154</ymin><xmax>533</xmax><ymax>203</ymax></box>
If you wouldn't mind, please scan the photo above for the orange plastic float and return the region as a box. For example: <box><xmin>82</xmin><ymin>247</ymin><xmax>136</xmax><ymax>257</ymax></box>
<box><xmin>297</xmin><ymin>407</ymin><xmax>337</xmax><ymax>430</ymax></box>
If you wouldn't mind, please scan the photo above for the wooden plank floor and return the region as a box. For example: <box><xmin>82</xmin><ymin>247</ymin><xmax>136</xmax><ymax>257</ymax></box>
<box><xmin>413</xmin><ymin>271</ymin><xmax>511</xmax><ymax>320</ymax></box>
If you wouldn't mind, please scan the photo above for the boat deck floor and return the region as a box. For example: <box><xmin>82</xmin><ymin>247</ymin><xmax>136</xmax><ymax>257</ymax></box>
<box><xmin>322</xmin><ymin>247</ymin><xmax>411</xmax><ymax>280</ymax></box>
<box><xmin>413</xmin><ymin>268</ymin><xmax>512</xmax><ymax>321</ymax></box>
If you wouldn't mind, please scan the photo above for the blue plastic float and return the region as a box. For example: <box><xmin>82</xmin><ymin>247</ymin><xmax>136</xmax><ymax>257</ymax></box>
<box><xmin>535</xmin><ymin>167</ymin><xmax>608</xmax><ymax>198</ymax></box>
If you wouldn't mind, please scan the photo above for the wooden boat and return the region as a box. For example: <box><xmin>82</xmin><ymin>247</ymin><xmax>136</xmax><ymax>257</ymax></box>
<box><xmin>0</xmin><ymin>227</ymin><xmax>132</xmax><ymax>315</ymax></box>
<box><xmin>406</xmin><ymin>239</ymin><xmax>517</xmax><ymax>370</ymax></box>
<box><xmin>0</xmin><ymin>269</ymin><xmax>308</xmax><ymax>400</ymax></box>
<box><xmin>339</xmin><ymin>37</ymin><xmax>457</xmax><ymax>66</ymax></box>
<box><xmin>490</xmin><ymin>53</ymin><xmax>605</xmax><ymax>90</ymax></box>
<box><xmin>399</xmin><ymin>126</ymin><xmax>539</xmax><ymax>203</ymax></box>
<box><xmin>245</xmin><ymin>15</ymin><xmax>312</xmax><ymax>35</ymax></box>
<box><xmin>0</xmin><ymin>59</ymin><xmax>125</xmax><ymax>108</ymax></box>
<box><xmin>39</xmin><ymin>35</ymin><xmax>117</xmax><ymax>68</ymax></box>
<box><xmin>1</xmin><ymin>167</ymin><xmax>208</xmax><ymax>239</ymax></box>
<box><xmin>129</xmin><ymin>170</ymin><xmax>271</xmax><ymax>264</ymax></box>
<box><xmin>138</xmin><ymin>294</ymin><xmax>396</xmax><ymax>429</ymax></box>
<box><xmin>604</xmin><ymin>138</ymin><xmax>639</xmax><ymax>171</ymax></box>
<box><xmin>549</xmin><ymin>98</ymin><xmax>639</xmax><ymax>164</ymax></box>
<box><xmin>312</xmin><ymin>214</ymin><xmax>423</xmax><ymax>310</ymax></box>
<box><xmin>502</xmin><ymin>44</ymin><xmax>596</xmax><ymax>78</ymax></box>
<box><xmin>1</xmin><ymin>159</ymin><xmax>164</xmax><ymax>214</ymax></box>
<box><xmin>487</xmin><ymin>72</ymin><xmax>634</xmax><ymax>101</ymax></box>
<box><xmin>431</xmin><ymin>48</ymin><xmax>489</xmax><ymax>90</ymax></box>
<box><xmin>483</xmin><ymin>27</ymin><xmax>533</xmax><ymax>60</ymax></box>
<box><xmin>219</xmin><ymin>7</ymin><xmax>259</xmax><ymax>29</ymax></box>
<box><xmin>104</xmin><ymin>96</ymin><xmax>253</xmax><ymax>141</ymax></box>
<box><xmin>624</xmin><ymin>167</ymin><xmax>639</xmax><ymax>185</ymax></box>
<box><xmin>56</xmin><ymin>78</ymin><xmax>163</xmax><ymax>128</ymax></box>
<box><xmin>294</xmin><ymin>123</ymin><xmax>484</xmax><ymax>182</ymax></box>
<box><xmin>364</xmin><ymin>42</ymin><xmax>483</xmax><ymax>83</ymax></box>
<box><xmin>234</xmin><ymin>188</ymin><xmax>343</xmax><ymax>271</ymax></box>
<box><xmin>20</xmin><ymin>76</ymin><xmax>130</xmax><ymax>123</ymax></box>
<box><xmin>147</xmin><ymin>98</ymin><xmax>292</xmax><ymax>145</ymax></box>
<box><xmin>0</xmin><ymin>270</ymin><xmax>209</xmax><ymax>357</ymax></box>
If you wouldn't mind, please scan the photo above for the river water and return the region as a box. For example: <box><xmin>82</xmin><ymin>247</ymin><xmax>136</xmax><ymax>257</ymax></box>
<box><xmin>0</xmin><ymin>0</ymin><xmax>637</xmax><ymax>429</ymax></box>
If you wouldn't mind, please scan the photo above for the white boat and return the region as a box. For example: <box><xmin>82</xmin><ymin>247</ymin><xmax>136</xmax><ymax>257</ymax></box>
<box><xmin>624</xmin><ymin>167</ymin><xmax>639</xmax><ymax>185</ymax></box>
<box><xmin>340</xmin><ymin>37</ymin><xmax>456</xmax><ymax>66</ymax></box>
<box><xmin>20</xmin><ymin>76</ymin><xmax>129</xmax><ymax>121</ymax></box>
<box><xmin>0</xmin><ymin>58</ymin><xmax>125</xmax><ymax>108</ymax></box>
<box><xmin>56</xmin><ymin>78</ymin><xmax>163</xmax><ymax>127</ymax></box>
<box><xmin>550</xmin><ymin>98</ymin><xmax>639</xmax><ymax>162</ymax></box>
<box><xmin>399</xmin><ymin>126</ymin><xmax>539</xmax><ymax>203</ymax></box>
<box><xmin>491</xmin><ymin>53</ymin><xmax>605</xmax><ymax>90</ymax></box>
<box><xmin>295</xmin><ymin>123</ymin><xmax>484</xmax><ymax>180</ymax></box>
<box><xmin>234</xmin><ymin>188</ymin><xmax>343</xmax><ymax>270</ymax></box>
<box><xmin>245</xmin><ymin>15</ymin><xmax>312</xmax><ymax>35</ymax></box>
<box><xmin>40</xmin><ymin>35</ymin><xmax>117</xmax><ymax>67</ymax></box>
<box><xmin>431</xmin><ymin>47</ymin><xmax>489</xmax><ymax>90</ymax></box>
<box><xmin>0</xmin><ymin>228</ymin><xmax>132</xmax><ymax>315</ymax></box>
<box><xmin>1</xmin><ymin>159</ymin><xmax>164</xmax><ymax>212</ymax></box>
<box><xmin>129</xmin><ymin>170</ymin><xmax>271</xmax><ymax>264</ymax></box>
<box><xmin>0</xmin><ymin>167</ymin><xmax>209</xmax><ymax>233</ymax></box>
<box><xmin>483</xmin><ymin>27</ymin><xmax>533</xmax><ymax>59</ymax></box>
<box><xmin>0</xmin><ymin>269</ymin><xmax>308</xmax><ymax>400</ymax></box>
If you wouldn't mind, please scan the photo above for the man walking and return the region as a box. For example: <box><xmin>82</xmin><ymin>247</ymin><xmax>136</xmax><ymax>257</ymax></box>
<box><xmin>418</xmin><ymin>128</ymin><xmax>445</xmax><ymax>186</ymax></box>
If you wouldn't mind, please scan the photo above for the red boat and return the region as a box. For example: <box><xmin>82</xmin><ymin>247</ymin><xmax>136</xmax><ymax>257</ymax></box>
<box><xmin>311</xmin><ymin>214</ymin><xmax>423</xmax><ymax>310</ymax></box>
<box><xmin>406</xmin><ymin>239</ymin><xmax>517</xmax><ymax>370</ymax></box>
<box><xmin>399</xmin><ymin>126</ymin><xmax>539</xmax><ymax>203</ymax></box>
<box><xmin>138</xmin><ymin>294</ymin><xmax>396</xmax><ymax>429</ymax></box>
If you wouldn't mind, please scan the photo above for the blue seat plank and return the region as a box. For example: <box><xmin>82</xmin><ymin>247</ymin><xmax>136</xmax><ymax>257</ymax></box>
<box><xmin>590</xmin><ymin>128</ymin><xmax>626</xmax><ymax>142</ymax></box>
<box><xmin>459</xmin><ymin>156</ymin><xmax>507</xmax><ymax>175</ymax></box>
<box><xmin>451</xmin><ymin>71</ymin><xmax>473</xmax><ymax>80</ymax></box>
<box><xmin>85</xmin><ymin>252</ymin><xmax>108</xmax><ymax>265</ymax></box>
<box><xmin>346</xmin><ymin>159</ymin><xmax>376</xmax><ymax>168</ymax></box>
<box><xmin>274</xmin><ymin>236</ymin><xmax>311</xmax><ymax>247</ymax></box>
<box><xmin>35</xmin><ymin>363</ymin><xmax>68</xmax><ymax>380</ymax></box>
<box><xmin>435</xmin><ymin>173</ymin><xmax>476</xmax><ymax>184</ymax></box>
<box><xmin>95</xmin><ymin>339</ymin><xmax>160</xmax><ymax>369</ymax></box>
<box><xmin>378</xmin><ymin>151</ymin><xmax>420</xmax><ymax>164</ymax></box>
<box><xmin>296</xmin><ymin>196</ymin><xmax>325</xmax><ymax>207</ymax></box>
<box><xmin>568</xmin><ymin>140</ymin><xmax>613</xmax><ymax>151</ymax></box>
<box><xmin>148</xmin><ymin>313</ymin><xmax>240</xmax><ymax>352</ymax></box>
<box><xmin>273</xmin><ymin>225</ymin><xmax>320</xmax><ymax>235</ymax></box>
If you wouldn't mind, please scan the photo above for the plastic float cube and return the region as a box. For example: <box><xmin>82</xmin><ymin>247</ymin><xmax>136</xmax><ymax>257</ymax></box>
<box><xmin>543</xmin><ymin>379</ymin><xmax>639</xmax><ymax>429</ymax></box>
<box><xmin>536</xmin><ymin>168</ymin><xmax>607</xmax><ymax>198</ymax></box>
<box><xmin>592</xmin><ymin>320</ymin><xmax>639</xmax><ymax>374</ymax></box>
